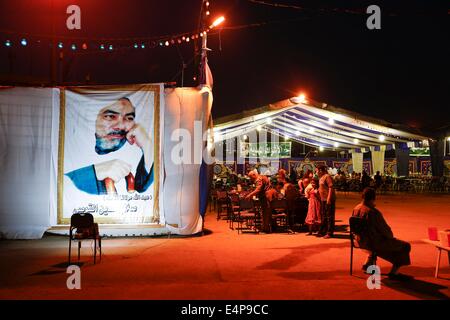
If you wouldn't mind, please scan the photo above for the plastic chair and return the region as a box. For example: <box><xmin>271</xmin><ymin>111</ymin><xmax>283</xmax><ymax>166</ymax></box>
<box><xmin>228</xmin><ymin>193</ymin><xmax>241</xmax><ymax>229</ymax></box>
<box><xmin>349</xmin><ymin>216</ymin><xmax>376</xmax><ymax>275</ymax></box>
<box><xmin>216</xmin><ymin>190</ymin><xmax>230</xmax><ymax>220</ymax></box>
<box><xmin>270</xmin><ymin>199</ymin><xmax>289</xmax><ymax>232</ymax></box>
<box><xmin>68</xmin><ymin>213</ymin><xmax>102</xmax><ymax>265</ymax></box>
<box><xmin>237</xmin><ymin>198</ymin><xmax>259</xmax><ymax>234</ymax></box>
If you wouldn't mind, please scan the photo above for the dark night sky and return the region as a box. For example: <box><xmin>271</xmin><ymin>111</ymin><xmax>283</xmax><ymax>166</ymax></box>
<box><xmin>0</xmin><ymin>0</ymin><xmax>448</xmax><ymax>130</ymax></box>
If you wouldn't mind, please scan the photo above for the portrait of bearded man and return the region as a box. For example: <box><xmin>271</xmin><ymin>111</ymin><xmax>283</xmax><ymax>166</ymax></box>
<box><xmin>65</xmin><ymin>97</ymin><xmax>154</xmax><ymax>195</ymax></box>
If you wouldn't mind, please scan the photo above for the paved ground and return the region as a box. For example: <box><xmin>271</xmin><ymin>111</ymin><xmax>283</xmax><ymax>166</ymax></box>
<box><xmin>0</xmin><ymin>193</ymin><xmax>449</xmax><ymax>300</ymax></box>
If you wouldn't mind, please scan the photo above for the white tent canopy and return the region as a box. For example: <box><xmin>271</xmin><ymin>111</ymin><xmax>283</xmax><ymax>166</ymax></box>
<box><xmin>213</xmin><ymin>97</ymin><xmax>429</xmax><ymax>150</ymax></box>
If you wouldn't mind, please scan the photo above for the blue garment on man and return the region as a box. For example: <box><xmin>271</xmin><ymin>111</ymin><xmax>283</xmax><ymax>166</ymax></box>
<box><xmin>66</xmin><ymin>156</ymin><xmax>153</xmax><ymax>195</ymax></box>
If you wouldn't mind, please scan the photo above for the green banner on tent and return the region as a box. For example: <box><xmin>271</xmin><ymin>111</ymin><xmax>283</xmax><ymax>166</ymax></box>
<box><xmin>409</xmin><ymin>148</ymin><xmax>430</xmax><ymax>157</ymax></box>
<box><xmin>241</xmin><ymin>142</ymin><xmax>292</xmax><ymax>159</ymax></box>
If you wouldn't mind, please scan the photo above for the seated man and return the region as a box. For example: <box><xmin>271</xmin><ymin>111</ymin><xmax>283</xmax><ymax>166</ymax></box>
<box><xmin>266</xmin><ymin>181</ymin><xmax>288</xmax><ymax>232</ymax></box>
<box><xmin>352</xmin><ymin>188</ymin><xmax>412</xmax><ymax>281</ymax></box>
<box><xmin>266</xmin><ymin>182</ymin><xmax>284</xmax><ymax>202</ymax></box>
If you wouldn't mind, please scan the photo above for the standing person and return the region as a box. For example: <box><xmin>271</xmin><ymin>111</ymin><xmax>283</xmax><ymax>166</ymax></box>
<box><xmin>298</xmin><ymin>178</ymin><xmax>306</xmax><ymax>195</ymax></box>
<box><xmin>289</xmin><ymin>169</ymin><xmax>298</xmax><ymax>185</ymax></box>
<box><xmin>352</xmin><ymin>188</ymin><xmax>412</xmax><ymax>280</ymax></box>
<box><xmin>277</xmin><ymin>169</ymin><xmax>297</xmax><ymax>199</ymax></box>
<box><xmin>298</xmin><ymin>170</ymin><xmax>313</xmax><ymax>196</ymax></box>
<box><xmin>298</xmin><ymin>170</ymin><xmax>304</xmax><ymax>183</ymax></box>
<box><xmin>374</xmin><ymin>171</ymin><xmax>382</xmax><ymax>190</ymax></box>
<box><xmin>317</xmin><ymin>165</ymin><xmax>336</xmax><ymax>238</ymax></box>
<box><xmin>305</xmin><ymin>178</ymin><xmax>322</xmax><ymax>235</ymax></box>
<box><xmin>361</xmin><ymin>171</ymin><xmax>372</xmax><ymax>190</ymax></box>
<box><xmin>277</xmin><ymin>169</ymin><xmax>287</xmax><ymax>184</ymax></box>
<box><xmin>246</xmin><ymin>170</ymin><xmax>272</xmax><ymax>233</ymax></box>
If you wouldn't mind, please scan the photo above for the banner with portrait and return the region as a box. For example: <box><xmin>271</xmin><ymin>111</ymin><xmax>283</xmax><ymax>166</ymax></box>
<box><xmin>56</xmin><ymin>85</ymin><xmax>162</xmax><ymax>225</ymax></box>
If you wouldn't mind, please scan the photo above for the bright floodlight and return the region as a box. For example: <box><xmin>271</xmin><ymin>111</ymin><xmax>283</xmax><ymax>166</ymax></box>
<box><xmin>266</xmin><ymin>118</ymin><xmax>272</xmax><ymax>124</ymax></box>
<box><xmin>298</xmin><ymin>93</ymin><xmax>307</xmax><ymax>103</ymax></box>
<box><xmin>257</xmin><ymin>125</ymin><xmax>262</xmax><ymax>131</ymax></box>
<box><xmin>211</xmin><ymin>16</ymin><xmax>225</xmax><ymax>28</ymax></box>
<box><xmin>328</xmin><ymin>118</ymin><xmax>335</xmax><ymax>125</ymax></box>
<box><xmin>353</xmin><ymin>138</ymin><xmax>359</xmax><ymax>144</ymax></box>
<box><xmin>319</xmin><ymin>146</ymin><xmax>325</xmax><ymax>152</ymax></box>
<box><xmin>334</xmin><ymin>142</ymin><xmax>339</xmax><ymax>148</ymax></box>
<box><xmin>379</xmin><ymin>135</ymin><xmax>386</xmax><ymax>142</ymax></box>
<box><xmin>309</xmin><ymin>127</ymin><xmax>315</xmax><ymax>134</ymax></box>
<box><xmin>292</xmin><ymin>93</ymin><xmax>307</xmax><ymax>104</ymax></box>
<box><xmin>447</xmin><ymin>137</ymin><xmax>450</xmax><ymax>141</ymax></box>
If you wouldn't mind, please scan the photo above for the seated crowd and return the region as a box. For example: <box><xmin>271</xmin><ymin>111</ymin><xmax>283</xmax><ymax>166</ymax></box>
<box><xmin>213</xmin><ymin>166</ymin><xmax>413</xmax><ymax>280</ymax></box>
<box><xmin>216</xmin><ymin>165</ymin><xmax>337</xmax><ymax>238</ymax></box>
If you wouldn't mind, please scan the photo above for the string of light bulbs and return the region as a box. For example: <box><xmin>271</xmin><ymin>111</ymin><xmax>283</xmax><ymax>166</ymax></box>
<box><xmin>1</xmin><ymin>28</ymin><xmax>213</xmax><ymax>52</ymax></box>
<box><xmin>0</xmin><ymin>5</ymin><xmax>224</xmax><ymax>53</ymax></box>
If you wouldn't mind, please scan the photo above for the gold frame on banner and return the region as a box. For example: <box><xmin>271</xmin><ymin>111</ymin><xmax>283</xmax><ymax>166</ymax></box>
<box><xmin>57</xmin><ymin>84</ymin><xmax>162</xmax><ymax>225</ymax></box>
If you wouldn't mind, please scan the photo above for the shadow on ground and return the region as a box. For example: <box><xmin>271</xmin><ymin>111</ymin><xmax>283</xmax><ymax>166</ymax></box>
<box><xmin>256</xmin><ymin>242</ymin><xmax>349</xmax><ymax>271</ymax></box>
<box><xmin>382</xmin><ymin>277</ymin><xmax>449</xmax><ymax>300</ymax></box>
<box><xmin>30</xmin><ymin>262</ymin><xmax>84</xmax><ymax>276</ymax></box>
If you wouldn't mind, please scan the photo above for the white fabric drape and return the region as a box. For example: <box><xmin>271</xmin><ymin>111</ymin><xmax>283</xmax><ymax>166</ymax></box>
<box><xmin>0</xmin><ymin>85</ymin><xmax>212</xmax><ymax>239</ymax></box>
<box><xmin>163</xmin><ymin>87</ymin><xmax>212</xmax><ymax>235</ymax></box>
<box><xmin>371</xmin><ymin>145</ymin><xmax>386</xmax><ymax>175</ymax></box>
<box><xmin>351</xmin><ymin>151</ymin><xmax>363</xmax><ymax>174</ymax></box>
<box><xmin>0</xmin><ymin>87</ymin><xmax>58</xmax><ymax>239</ymax></box>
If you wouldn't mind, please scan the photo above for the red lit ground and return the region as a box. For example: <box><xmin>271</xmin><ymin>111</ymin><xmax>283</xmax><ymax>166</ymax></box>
<box><xmin>0</xmin><ymin>193</ymin><xmax>449</xmax><ymax>300</ymax></box>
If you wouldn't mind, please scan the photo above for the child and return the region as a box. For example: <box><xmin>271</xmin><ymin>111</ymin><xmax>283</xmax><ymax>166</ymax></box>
<box><xmin>305</xmin><ymin>178</ymin><xmax>322</xmax><ymax>235</ymax></box>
